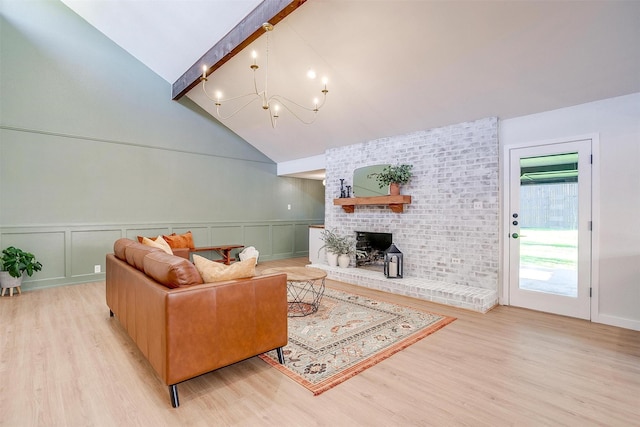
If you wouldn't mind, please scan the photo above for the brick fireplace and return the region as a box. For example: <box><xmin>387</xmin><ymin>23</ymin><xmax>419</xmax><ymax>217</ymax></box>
<box><xmin>312</xmin><ymin>117</ymin><xmax>500</xmax><ymax>312</ymax></box>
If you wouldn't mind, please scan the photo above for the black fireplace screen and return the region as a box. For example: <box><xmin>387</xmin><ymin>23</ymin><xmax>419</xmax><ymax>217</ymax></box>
<box><xmin>355</xmin><ymin>231</ymin><xmax>392</xmax><ymax>269</ymax></box>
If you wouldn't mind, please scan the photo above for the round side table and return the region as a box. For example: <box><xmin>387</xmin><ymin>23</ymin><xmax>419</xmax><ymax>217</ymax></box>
<box><xmin>262</xmin><ymin>267</ymin><xmax>327</xmax><ymax>317</ymax></box>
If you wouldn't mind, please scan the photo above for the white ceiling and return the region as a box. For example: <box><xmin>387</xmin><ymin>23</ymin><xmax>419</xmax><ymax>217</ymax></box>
<box><xmin>62</xmin><ymin>0</ymin><xmax>640</xmax><ymax>179</ymax></box>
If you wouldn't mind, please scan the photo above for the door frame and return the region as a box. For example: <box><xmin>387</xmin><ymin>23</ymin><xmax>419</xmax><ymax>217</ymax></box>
<box><xmin>500</xmin><ymin>134</ymin><xmax>600</xmax><ymax>320</ymax></box>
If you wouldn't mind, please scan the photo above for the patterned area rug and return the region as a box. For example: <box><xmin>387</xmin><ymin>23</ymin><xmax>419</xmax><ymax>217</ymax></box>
<box><xmin>259</xmin><ymin>285</ymin><xmax>456</xmax><ymax>395</ymax></box>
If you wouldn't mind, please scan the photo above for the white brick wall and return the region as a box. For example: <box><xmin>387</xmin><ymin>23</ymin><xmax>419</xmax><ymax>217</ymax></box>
<box><xmin>324</xmin><ymin>117</ymin><xmax>499</xmax><ymax>296</ymax></box>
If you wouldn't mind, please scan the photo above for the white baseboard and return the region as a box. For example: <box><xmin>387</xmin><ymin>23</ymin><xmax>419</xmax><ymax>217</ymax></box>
<box><xmin>594</xmin><ymin>313</ymin><xmax>640</xmax><ymax>331</ymax></box>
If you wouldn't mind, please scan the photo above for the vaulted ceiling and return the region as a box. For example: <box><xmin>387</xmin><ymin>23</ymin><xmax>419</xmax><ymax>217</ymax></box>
<box><xmin>61</xmin><ymin>0</ymin><xmax>640</xmax><ymax>179</ymax></box>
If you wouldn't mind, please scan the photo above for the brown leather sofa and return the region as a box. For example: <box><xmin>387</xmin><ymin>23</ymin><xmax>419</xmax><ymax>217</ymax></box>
<box><xmin>105</xmin><ymin>238</ymin><xmax>288</xmax><ymax>407</ymax></box>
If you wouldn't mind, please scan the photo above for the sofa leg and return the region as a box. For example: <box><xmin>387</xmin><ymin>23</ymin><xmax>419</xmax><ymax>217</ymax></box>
<box><xmin>169</xmin><ymin>384</ymin><xmax>179</xmax><ymax>408</ymax></box>
<box><xmin>276</xmin><ymin>347</ymin><xmax>285</xmax><ymax>365</ymax></box>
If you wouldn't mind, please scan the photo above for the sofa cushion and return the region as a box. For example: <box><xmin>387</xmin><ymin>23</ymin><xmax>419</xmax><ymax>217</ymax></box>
<box><xmin>162</xmin><ymin>231</ymin><xmax>195</xmax><ymax>249</ymax></box>
<box><xmin>142</xmin><ymin>235</ymin><xmax>173</xmax><ymax>255</ymax></box>
<box><xmin>193</xmin><ymin>254</ymin><xmax>256</xmax><ymax>282</ymax></box>
<box><xmin>114</xmin><ymin>238</ymin><xmax>136</xmax><ymax>261</ymax></box>
<box><xmin>125</xmin><ymin>241</ymin><xmax>162</xmax><ymax>271</ymax></box>
<box><xmin>143</xmin><ymin>251</ymin><xmax>204</xmax><ymax>288</ymax></box>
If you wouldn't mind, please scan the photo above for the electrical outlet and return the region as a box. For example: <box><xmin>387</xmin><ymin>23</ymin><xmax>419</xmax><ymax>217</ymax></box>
<box><xmin>94</xmin><ymin>265</ymin><xmax>101</xmax><ymax>273</ymax></box>
<box><xmin>287</xmin><ymin>204</ymin><xmax>291</xmax><ymax>210</ymax></box>
<box><xmin>473</xmin><ymin>201</ymin><xmax>483</xmax><ymax>210</ymax></box>
<box><xmin>451</xmin><ymin>258</ymin><xmax>461</xmax><ymax>264</ymax></box>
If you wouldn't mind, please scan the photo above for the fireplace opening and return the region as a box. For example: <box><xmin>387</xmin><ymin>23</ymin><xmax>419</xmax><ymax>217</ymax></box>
<box><xmin>355</xmin><ymin>231</ymin><xmax>392</xmax><ymax>271</ymax></box>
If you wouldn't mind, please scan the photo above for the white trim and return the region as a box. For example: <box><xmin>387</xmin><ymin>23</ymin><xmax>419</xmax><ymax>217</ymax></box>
<box><xmin>589</xmin><ymin>134</ymin><xmax>601</xmax><ymax>326</ymax></box>
<box><xmin>595</xmin><ymin>314</ymin><xmax>640</xmax><ymax>332</ymax></box>
<box><xmin>277</xmin><ymin>154</ymin><xmax>326</xmax><ymax>177</ymax></box>
<box><xmin>500</xmin><ymin>141</ymin><xmax>510</xmax><ymax>305</ymax></box>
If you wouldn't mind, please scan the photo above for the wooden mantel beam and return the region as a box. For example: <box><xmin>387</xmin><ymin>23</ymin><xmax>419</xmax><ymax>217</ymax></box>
<box><xmin>171</xmin><ymin>0</ymin><xmax>307</xmax><ymax>100</ymax></box>
<box><xmin>333</xmin><ymin>195</ymin><xmax>413</xmax><ymax>214</ymax></box>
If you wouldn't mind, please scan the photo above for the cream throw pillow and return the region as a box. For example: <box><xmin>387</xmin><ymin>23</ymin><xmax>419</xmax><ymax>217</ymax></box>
<box><xmin>141</xmin><ymin>235</ymin><xmax>173</xmax><ymax>255</ymax></box>
<box><xmin>193</xmin><ymin>254</ymin><xmax>256</xmax><ymax>282</ymax></box>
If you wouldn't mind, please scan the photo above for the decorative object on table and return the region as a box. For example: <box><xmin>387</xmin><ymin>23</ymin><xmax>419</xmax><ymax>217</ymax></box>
<box><xmin>339</xmin><ymin>178</ymin><xmax>346</xmax><ymax>198</ymax></box>
<box><xmin>345</xmin><ymin>185</ymin><xmax>352</xmax><ymax>198</ymax></box>
<box><xmin>259</xmin><ymin>285</ymin><xmax>455</xmax><ymax>395</ymax></box>
<box><xmin>383</xmin><ymin>243</ymin><xmax>403</xmax><ymax>278</ymax></box>
<box><xmin>368</xmin><ymin>164</ymin><xmax>413</xmax><ymax>195</ymax></box>
<box><xmin>239</xmin><ymin>246</ymin><xmax>259</xmax><ymax>265</ymax></box>
<box><xmin>0</xmin><ymin>246</ymin><xmax>43</xmax><ymax>296</ymax></box>
<box><xmin>318</xmin><ymin>229</ymin><xmax>355</xmax><ymax>268</ymax></box>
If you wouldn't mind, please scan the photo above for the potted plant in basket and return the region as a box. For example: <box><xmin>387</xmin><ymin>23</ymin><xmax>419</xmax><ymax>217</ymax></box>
<box><xmin>318</xmin><ymin>229</ymin><xmax>355</xmax><ymax>268</ymax></box>
<box><xmin>0</xmin><ymin>246</ymin><xmax>43</xmax><ymax>295</ymax></box>
<box><xmin>368</xmin><ymin>164</ymin><xmax>413</xmax><ymax>195</ymax></box>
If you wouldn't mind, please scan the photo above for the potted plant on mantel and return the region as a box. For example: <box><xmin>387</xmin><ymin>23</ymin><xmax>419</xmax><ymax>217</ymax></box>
<box><xmin>0</xmin><ymin>246</ymin><xmax>43</xmax><ymax>295</ymax></box>
<box><xmin>318</xmin><ymin>229</ymin><xmax>355</xmax><ymax>268</ymax></box>
<box><xmin>368</xmin><ymin>164</ymin><xmax>413</xmax><ymax>195</ymax></box>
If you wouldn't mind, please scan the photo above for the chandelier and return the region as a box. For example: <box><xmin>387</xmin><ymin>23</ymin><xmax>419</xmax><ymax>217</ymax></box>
<box><xmin>201</xmin><ymin>23</ymin><xmax>329</xmax><ymax>128</ymax></box>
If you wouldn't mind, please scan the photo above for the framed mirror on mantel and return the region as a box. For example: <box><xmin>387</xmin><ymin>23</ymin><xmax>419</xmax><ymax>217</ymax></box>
<box><xmin>353</xmin><ymin>164</ymin><xmax>390</xmax><ymax>197</ymax></box>
<box><xmin>334</xmin><ymin>164</ymin><xmax>412</xmax><ymax>213</ymax></box>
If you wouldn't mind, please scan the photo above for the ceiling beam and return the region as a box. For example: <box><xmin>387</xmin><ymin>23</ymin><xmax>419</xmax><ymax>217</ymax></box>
<box><xmin>171</xmin><ymin>0</ymin><xmax>307</xmax><ymax>100</ymax></box>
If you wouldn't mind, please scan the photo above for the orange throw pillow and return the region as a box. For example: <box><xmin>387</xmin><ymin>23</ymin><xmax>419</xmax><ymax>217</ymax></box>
<box><xmin>163</xmin><ymin>231</ymin><xmax>195</xmax><ymax>249</ymax></box>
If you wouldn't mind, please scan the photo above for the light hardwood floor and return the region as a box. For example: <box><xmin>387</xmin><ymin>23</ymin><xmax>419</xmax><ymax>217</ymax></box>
<box><xmin>1</xmin><ymin>257</ymin><xmax>639</xmax><ymax>426</ymax></box>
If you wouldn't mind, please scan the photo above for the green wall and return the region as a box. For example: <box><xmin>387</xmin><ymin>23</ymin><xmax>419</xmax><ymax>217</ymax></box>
<box><xmin>0</xmin><ymin>0</ymin><xmax>325</xmax><ymax>290</ymax></box>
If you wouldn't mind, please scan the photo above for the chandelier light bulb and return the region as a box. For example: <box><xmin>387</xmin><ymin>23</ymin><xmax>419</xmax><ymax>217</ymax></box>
<box><xmin>202</xmin><ymin>65</ymin><xmax>207</xmax><ymax>80</ymax></box>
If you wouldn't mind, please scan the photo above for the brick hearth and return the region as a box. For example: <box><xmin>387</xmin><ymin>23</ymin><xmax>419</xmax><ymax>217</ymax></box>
<box><xmin>310</xmin><ymin>264</ymin><xmax>498</xmax><ymax>313</ymax></box>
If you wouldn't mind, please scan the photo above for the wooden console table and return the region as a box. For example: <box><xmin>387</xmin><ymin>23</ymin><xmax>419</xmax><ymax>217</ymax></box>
<box><xmin>189</xmin><ymin>245</ymin><xmax>244</xmax><ymax>265</ymax></box>
<box><xmin>333</xmin><ymin>195</ymin><xmax>412</xmax><ymax>213</ymax></box>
